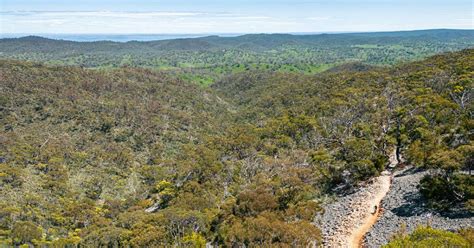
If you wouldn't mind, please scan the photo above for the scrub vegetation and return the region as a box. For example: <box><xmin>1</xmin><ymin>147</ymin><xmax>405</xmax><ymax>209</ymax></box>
<box><xmin>0</xmin><ymin>30</ymin><xmax>472</xmax><ymax>247</ymax></box>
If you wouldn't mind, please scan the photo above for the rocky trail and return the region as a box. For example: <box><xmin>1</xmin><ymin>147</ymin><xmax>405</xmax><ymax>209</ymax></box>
<box><xmin>316</xmin><ymin>172</ymin><xmax>392</xmax><ymax>247</ymax></box>
<box><xmin>364</xmin><ymin>167</ymin><xmax>474</xmax><ymax>247</ymax></box>
<box><xmin>349</xmin><ymin>174</ymin><xmax>391</xmax><ymax>247</ymax></box>
<box><xmin>316</xmin><ymin>150</ymin><xmax>398</xmax><ymax>247</ymax></box>
<box><xmin>316</xmin><ymin>155</ymin><xmax>473</xmax><ymax>247</ymax></box>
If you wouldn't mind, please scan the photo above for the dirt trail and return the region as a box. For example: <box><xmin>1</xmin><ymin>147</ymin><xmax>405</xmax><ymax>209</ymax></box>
<box><xmin>318</xmin><ymin>173</ymin><xmax>393</xmax><ymax>247</ymax></box>
<box><xmin>348</xmin><ymin>174</ymin><xmax>391</xmax><ymax>248</ymax></box>
<box><xmin>348</xmin><ymin>149</ymin><xmax>396</xmax><ymax>247</ymax></box>
<box><xmin>317</xmin><ymin>150</ymin><xmax>397</xmax><ymax>247</ymax></box>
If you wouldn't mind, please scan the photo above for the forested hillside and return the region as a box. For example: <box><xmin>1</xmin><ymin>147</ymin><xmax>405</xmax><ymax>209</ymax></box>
<box><xmin>1</xmin><ymin>30</ymin><xmax>473</xmax><ymax>85</ymax></box>
<box><xmin>0</xmin><ymin>47</ymin><xmax>472</xmax><ymax>246</ymax></box>
<box><xmin>213</xmin><ymin>49</ymin><xmax>473</xmax><ymax>195</ymax></box>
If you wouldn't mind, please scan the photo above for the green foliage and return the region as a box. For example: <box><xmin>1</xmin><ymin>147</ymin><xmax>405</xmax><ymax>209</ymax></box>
<box><xmin>182</xmin><ymin>232</ymin><xmax>206</xmax><ymax>248</ymax></box>
<box><xmin>220</xmin><ymin>212</ymin><xmax>320</xmax><ymax>247</ymax></box>
<box><xmin>418</xmin><ymin>141</ymin><xmax>474</xmax><ymax>211</ymax></box>
<box><xmin>0</xmin><ymin>36</ymin><xmax>472</xmax><ymax>246</ymax></box>
<box><xmin>420</xmin><ymin>174</ymin><xmax>474</xmax><ymax>211</ymax></box>
<box><xmin>0</xmin><ymin>163</ymin><xmax>24</xmax><ymax>187</ymax></box>
<box><xmin>1</xmin><ymin>30</ymin><xmax>473</xmax><ymax>85</ymax></box>
<box><xmin>384</xmin><ymin>226</ymin><xmax>474</xmax><ymax>248</ymax></box>
<box><xmin>11</xmin><ymin>221</ymin><xmax>43</xmax><ymax>245</ymax></box>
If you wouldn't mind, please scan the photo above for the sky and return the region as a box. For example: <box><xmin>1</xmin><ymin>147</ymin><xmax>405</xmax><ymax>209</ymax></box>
<box><xmin>1</xmin><ymin>0</ymin><xmax>473</xmax><ymax>34</ymax></box>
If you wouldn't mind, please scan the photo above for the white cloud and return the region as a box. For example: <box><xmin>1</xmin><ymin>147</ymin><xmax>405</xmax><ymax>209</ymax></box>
<box><xmin>1</xmin><ymin>11</ymin><xmax>288</xmax><ymax>33</ymax></box>
<box><xmin>307</xmin><ymin>16</ymin><xmax>331</xmax><ymax>21</ymax></box>
<box><xmin>17</xmin><ymin>19</ymin><xmax>67</xmax><ymax>25</ymax></box>
<box><xmin>1</xmin><ymin>10</ymin><xmax>471</xmax><ymax>34</ymax></box>
<box><xmin>2</xmin><ymin>11</ymin><xmax>205</xmax><ymax>18</ymax></box>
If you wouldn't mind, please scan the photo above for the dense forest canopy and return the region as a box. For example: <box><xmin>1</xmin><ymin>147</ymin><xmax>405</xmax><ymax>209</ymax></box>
<box><xmin>1</xmin><ymin>31</ymin><xmax>472</xmax><ymax>245</ymax></box>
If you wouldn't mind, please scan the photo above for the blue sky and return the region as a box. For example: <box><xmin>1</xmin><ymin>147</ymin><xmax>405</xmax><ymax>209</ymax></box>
<box><xmin>1</xmin><ymin>0</ymin><xmax>472</xmax><ymax>34</ymax></box>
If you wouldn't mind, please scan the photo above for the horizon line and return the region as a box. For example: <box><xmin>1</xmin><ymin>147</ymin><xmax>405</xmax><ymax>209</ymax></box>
<box><xmin>2</xmin><ymin>28</ymin><xmax>474</xmax><ymax>36</ymax></box>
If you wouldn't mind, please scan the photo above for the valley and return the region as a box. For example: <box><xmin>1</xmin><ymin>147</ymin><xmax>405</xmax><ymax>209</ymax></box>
<box><xmin>0</xmin><ymin>30</ymin><xmax>473</xmax><ymax>247</ymax></box>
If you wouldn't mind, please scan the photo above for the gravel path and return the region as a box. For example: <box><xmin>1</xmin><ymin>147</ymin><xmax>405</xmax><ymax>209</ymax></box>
<box><xmin>315</xmin><ymin>172</ymin><xmax>392</xmax><ymax>247</ymax></box>
<box><xmin>364</xmin><ymin>167</ymin><xmax>474</xmax><ymax>247</ymax></box>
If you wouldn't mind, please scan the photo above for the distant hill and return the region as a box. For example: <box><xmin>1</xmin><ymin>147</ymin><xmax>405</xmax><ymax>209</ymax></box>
<box><xmin>1</xmin><ymin>48</ymin><xmax>472</xmax><ymax>247</ymax></box>
<box><xmin>2</xmin><ymin>29</ymin><xmax>473</xmax><ymax>53</ymax></box>
<box><xmin>0</xmin><ymin>29</ymin><xmax>472</xmax><ymax>85</ymax></box>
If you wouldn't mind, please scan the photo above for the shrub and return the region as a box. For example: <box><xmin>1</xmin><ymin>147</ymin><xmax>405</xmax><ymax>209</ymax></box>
<box><xmin>11</xmin><ymin>221</ymin><xmax>42</xmax><ymax>245</ymax></box>
<box><xmin>419</xmin><ymin>174</ymin><xmax>474</xmax><ymax>211</ymax></box>
<box><xmin>384</xmin><ymin>226</ymin><xmax>472</xmax><ymax>248</ymax></box>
